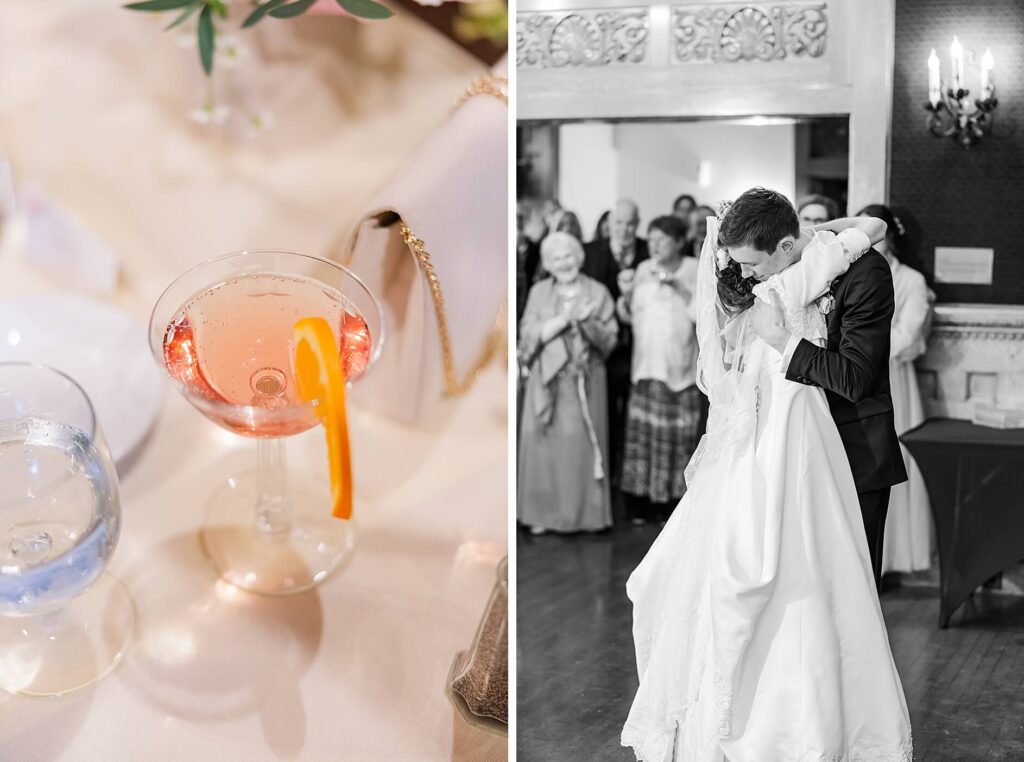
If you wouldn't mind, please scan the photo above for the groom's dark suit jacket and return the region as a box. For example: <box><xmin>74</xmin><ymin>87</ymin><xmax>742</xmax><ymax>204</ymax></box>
<box><xmin>786</xmin><ymin>248</ymin><xmax>909</xmax><ymax>494</ymax></box>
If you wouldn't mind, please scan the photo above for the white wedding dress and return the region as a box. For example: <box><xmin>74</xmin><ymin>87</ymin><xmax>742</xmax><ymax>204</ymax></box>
<box><xmin>621</xmin><ymin>222</ymin><xmax>913</xmax><ymax>762</ymax></box>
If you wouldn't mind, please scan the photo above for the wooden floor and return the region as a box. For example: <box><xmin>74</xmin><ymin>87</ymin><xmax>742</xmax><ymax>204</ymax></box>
<box><xmin>516</xmin><ymin>525</ymin><xmax>1024</xmax><ymax>761</ymax></box>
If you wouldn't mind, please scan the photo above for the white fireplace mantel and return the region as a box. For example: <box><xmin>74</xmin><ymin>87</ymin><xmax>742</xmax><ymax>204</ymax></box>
<box><xmin>917</xmin><ymin>303</ymin><xmax>1024</xmax><ymax>419</ymax></box>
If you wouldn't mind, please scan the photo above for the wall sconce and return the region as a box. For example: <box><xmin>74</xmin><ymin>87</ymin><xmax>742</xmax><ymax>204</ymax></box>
<box><xmin>925</xmin><ymin>36</ymin><xmax>998</xmax><ymax>148</ymax></box>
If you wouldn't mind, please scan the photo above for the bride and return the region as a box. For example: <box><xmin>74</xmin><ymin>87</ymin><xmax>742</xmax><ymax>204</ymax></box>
<box><xmin>621</xmin><ymin>192</ymin><xmax>912</xmax><ymax>761</ymax></box>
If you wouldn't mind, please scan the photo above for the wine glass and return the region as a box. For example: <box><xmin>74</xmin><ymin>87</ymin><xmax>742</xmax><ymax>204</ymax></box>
<box><xmin>0</xmin><ymin>362</ymin><xmax>135</xmax><ymax>696</ymax></box>
<box><xmin>148</xmin><ymin>250</ymin><xmax>384</xmax><ymax>595</ymax></box>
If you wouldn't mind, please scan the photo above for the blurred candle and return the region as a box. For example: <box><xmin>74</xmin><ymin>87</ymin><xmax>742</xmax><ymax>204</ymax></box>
<box><xmin>950</xmin><ymin>36</ymin><xmax>964</xmax><ymax>93</ymax></box>
<box><xmin>928</xmin><ymin>48</ymin><xmax>941</xmax><ymax>106</ymax></box>
<box><xmin>981</xmin><ymin>48</ymin><xmax>994</xmax><ymax>98</ymax></box>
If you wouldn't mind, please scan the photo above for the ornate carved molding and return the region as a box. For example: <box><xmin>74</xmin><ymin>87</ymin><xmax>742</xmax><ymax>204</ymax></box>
<box><xmin>672</xmin><ymin>3</ymin><xmax>828</xmax><ymax>64</ymax></box>
<box><xmin>517</xmin><ymin>9</ymin><xmax>650</xmax><ymax>68</ymax></box>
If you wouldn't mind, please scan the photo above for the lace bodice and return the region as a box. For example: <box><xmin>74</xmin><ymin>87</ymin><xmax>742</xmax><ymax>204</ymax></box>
<box><xmin>752</xmin><ymin>277</ymin><xmax>828</xmax><ymax>347</ymax></box>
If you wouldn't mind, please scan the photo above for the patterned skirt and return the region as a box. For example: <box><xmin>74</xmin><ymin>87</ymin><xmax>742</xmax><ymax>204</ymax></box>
<box><xmin>620</xmin><ymin>380</ymin><xmax>704</xmax><ymax>504</ymax></box>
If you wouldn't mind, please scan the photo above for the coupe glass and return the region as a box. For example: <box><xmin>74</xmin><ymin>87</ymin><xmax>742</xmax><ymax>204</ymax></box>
<box><xmin>149</xmin><ymin>250</ymin><xmax>384</xmax><ymax>595</ymax></box>
<box><xmin>0</xmin><ymin>362</ymin><xmax>135</xmax><ymax>696</ymax></box>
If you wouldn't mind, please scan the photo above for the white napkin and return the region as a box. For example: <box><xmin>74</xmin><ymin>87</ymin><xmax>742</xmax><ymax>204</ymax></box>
<box><xmin>0</xmin><ymin>160</ymin><xmax>16</xmax><ymax>251</ymax></box>
<box><xmin>20</xmin><ymin>185</ymin><xmax>120</xmax><ymax>297</ymax></box>
<box><xmin>343</xmin><ymin>60</ymin><xmax>507</xmax><ymax>424</ymax></box>
<box><xmin>0</xmin><ymin>161</ymin><xmax>15</xmax><ymax>221</ymax></box>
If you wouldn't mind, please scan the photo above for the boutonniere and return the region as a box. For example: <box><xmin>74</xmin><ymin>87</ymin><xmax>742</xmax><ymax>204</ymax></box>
<box><xmin>816</xmin><ymin>277</ymin><xmax>841</xmax><ymax>316</ymax></box>
<box><xmin>816</xmin><ymin>291</ymin><xmax>835</xmax><ymax>316</ymax></box>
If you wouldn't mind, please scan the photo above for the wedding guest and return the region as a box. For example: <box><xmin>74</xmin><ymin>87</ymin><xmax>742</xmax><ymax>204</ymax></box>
<box><xmin>592</xmin><ymin>210</ymin><xmax>610</xmax><ymax>242</ymax></box>
<box><xmin>521</xmin><ymin>198</ymin><xmax>551</xmax><ymax>245</ymax></box>
<box><xmin>516</xmin><ymin>201</ymin><xmax>535</xmax><ymax>318</ymax></box>
<box><xmin>672</xmin><ymin>193</ymin><xmax>696</xmax><ymax>224</ymax></box>
<box><xmin>616</xmin><ymin>216</ymin><xmax>701</xmax><ymax>524</ymax></box>
<box><xmin>797</xmin><ymin>193</ymin><xmax>840</xmax><ymax>226</ymax></box>
<box><xmin>858</xmin><ymin>204</ymin><xmax>936</xmax><ymax>576</ymax></box>
<box><xmin>516</xmin><ymin>200</ymin><xmax>543</xmax><ymax>319</ymax></box>
<box><xmin>553</xmin><ymin>209</ymin><xmax>585</xmax><ymax>242</ymax></box>
<box><xmin>540</xmin><ymin>198</ymin><xmax>562</xmax><ymax>236</ymax></box>
<box><xmin>518</xmin><ymin>233</ymin><xmax>618</xmax><ymax>534</ymax></box>
<box><xmin>583</xmin><ymin>199</ymin><xmax>649</xmax><ymax>507</ymax></box>
<box><xmin>516</xmin><ymin>232</ymin><xmax>531</xmax><ymax>321</ymax></box>
<box><xmin>529</xmin><ymin>210</ymin><xmax>585</xmax><ymax>282</ymax></box>
<box><xmin>684</xmin><ymin>204</ymin><xmax>715</xmax><ymax>258</ymax></box>
<box><xmin>583</xmin><ymin>199</ymin><xmax>648</xmax><ymax>297</ymax></box>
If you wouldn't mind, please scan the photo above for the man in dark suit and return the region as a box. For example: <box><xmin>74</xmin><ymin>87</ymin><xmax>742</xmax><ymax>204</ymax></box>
<box><xmin>582</xmin><ymin>199</ymin><xmax>648</xmax><ymax>300</ymax></box>
<box><xmin>582</xmin><ymin>199</ymin><xmax>648</xmax><ymax>519</ymax></box>
<box><xmin>725</xmin><ymin>187</ymin><xmax>907</xmax><ymax>591</ymax></box>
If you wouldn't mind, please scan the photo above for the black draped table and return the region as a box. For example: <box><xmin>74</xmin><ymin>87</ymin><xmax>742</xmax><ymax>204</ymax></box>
<box><xmin>901</xmin><ymin>418</ymin><xmax>1024</xmax><ymax>628</ymax></box>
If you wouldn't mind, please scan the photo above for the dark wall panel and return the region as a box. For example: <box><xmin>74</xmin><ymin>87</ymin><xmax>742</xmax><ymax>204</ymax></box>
<box><xmin>890</xmin><ymin>0</ymin><xmax>1024</xmax><ymax>304</ymax></box>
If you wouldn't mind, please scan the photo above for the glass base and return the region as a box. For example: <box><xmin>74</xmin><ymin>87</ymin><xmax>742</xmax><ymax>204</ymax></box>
<box><xmin>200</xmin><ymin>470</ymin><xmax>355</xmax><ymax>595</ymax></box>
<box><xmin>0</xmin><ymin>572</ymin><xmax>135</xmax><ymax>696</ymax></box>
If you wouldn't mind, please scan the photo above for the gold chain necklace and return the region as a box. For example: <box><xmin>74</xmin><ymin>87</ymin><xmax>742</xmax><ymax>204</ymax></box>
<box><xmin>400</xmin><ymin>223</ymin><xmax>507</xmax><ymax>396</ymax></box>
<box><xmin>394</xmin><ymin>70</ymin><xmax>508</xmax><ymax>397</ymax></box>
<box><xmin>452</xmin><ymin>72</ymin><xmax>508</xmax><ymax>108</ymax></box>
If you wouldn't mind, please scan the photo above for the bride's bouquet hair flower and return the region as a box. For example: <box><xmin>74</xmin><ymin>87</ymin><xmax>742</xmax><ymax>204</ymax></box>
<box><xmin>713</xmin><ymin>199</ymin><xmax>734</xmax><ymax>271</ymax></box>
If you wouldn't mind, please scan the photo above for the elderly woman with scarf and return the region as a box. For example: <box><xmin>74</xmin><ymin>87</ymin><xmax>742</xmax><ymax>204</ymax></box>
<box><xmin>518</xmin><ymin>232</ymin><xmax>619</xmax><ymax>534</ymax></box>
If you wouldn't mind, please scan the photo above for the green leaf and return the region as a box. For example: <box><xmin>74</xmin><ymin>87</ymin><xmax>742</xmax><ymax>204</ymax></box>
<box><xmin>124</xmin><ymin>0</ymin><xmax>195</xmax><ymax>10</ymax></box>
<box><xmin>164</xmin><ymin>3</ymin><xmax>199</xmax><ymax>30</ymax></box>
<box><xmin>210</xmin><ymin>0</ymin><xmax>229</xmax><ymax>20</ymax></box>
<box><xmin>268</xmin><ymin>0</ymin><xmax>318</xmax><ymax>19</ymax></box>
<box><xmin>241</xmin><ymin>0</ymin><xmax>288</xmax><ymax>28</ymax></box>
<box><xmin>198</xmin><ymin>5</ymin><xmax>215</xmax><ymax>76</ymax></box>
<box><xmin>336</xmin><ymin>0</ymin><xmax>393</xmax><ymax>20</ymax></box>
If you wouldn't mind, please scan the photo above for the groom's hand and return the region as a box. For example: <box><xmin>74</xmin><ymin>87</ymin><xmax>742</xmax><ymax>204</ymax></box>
<box><xmin>750</xmin><ymin>293</ymin><xmax>791</xmax><ymax>355</ymax></box>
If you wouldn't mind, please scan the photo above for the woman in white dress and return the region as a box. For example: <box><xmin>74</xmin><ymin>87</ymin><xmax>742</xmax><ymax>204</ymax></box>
<box><xmin>857</xmin><ymin>204</ymin><xmax>935</xmax><ymax>575</ymax></box>
<box><xmin>622</xmin><ymin>192</ymin><xmax>912</xmax><ymax>762</ymax></box>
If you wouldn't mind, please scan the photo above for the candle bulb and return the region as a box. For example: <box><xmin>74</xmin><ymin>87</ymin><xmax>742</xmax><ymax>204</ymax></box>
<box><xmin>928</xmin><ymin>48</ymin><xmax>941</xmax><ymax>106</ymax></box>
<box><xmin>981</xmin><ymin>47</ymin><xmax>994</xmax><ymax>99</ymax></box>
<box><xmin>950</xmin><ymin>36</ymin><xmax>964</xmax><ymax>94</ymax></box>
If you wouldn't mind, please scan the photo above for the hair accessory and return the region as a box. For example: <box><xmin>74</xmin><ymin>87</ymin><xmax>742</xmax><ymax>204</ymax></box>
<box><xmin>715</xmin><ymin>248</ymin><xmax>731</xmax><ymax>271</ymax></box>
<box><xmin>714</xmin><ymin>199</ymin><xmax>734</xmax><ymax>220</ymax></box>
<box><xmin>893</xmin><ymin>215</ymin><xmax>906</xmax><ymax>237</ymax></box>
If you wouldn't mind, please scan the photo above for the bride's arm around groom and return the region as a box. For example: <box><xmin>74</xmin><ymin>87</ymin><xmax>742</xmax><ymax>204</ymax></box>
<box><xmin>756</xmin><ymin>217</ymin><xmax>885</xmax><ymax>311</ymax></box>
<box><xmin>776</xmin><ymin>216</ymin><xmax>894</xmax><ymax>404</ymax></box>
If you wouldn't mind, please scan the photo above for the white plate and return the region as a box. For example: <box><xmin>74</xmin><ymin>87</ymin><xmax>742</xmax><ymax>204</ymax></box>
<box><xmin>0</xmin><ymin>293</ymin><xmax>164</xmax><ymax>466</ymax></box>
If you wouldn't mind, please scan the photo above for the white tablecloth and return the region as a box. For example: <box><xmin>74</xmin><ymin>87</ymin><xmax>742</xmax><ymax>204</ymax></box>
<box><xmin>0</xmin><ymin>3</ymin><xmax>507</xmax><ymax>759</ymax></box>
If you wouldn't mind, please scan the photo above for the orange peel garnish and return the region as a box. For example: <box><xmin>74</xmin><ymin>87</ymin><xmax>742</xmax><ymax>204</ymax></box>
<box><xmin>293</xmin><ymin>316</ymin><xmax>353</xmax><ymax>520</ymax></box>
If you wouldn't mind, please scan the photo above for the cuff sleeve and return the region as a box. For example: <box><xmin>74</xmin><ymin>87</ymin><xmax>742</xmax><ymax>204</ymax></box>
<box><xmin>836</xmin><ymin>228</ymin><xmax>871</xmax><ymax>263</ymax></box>
<box><xmin>780</xmin><ymin>333</ymin><xmax>802</xmax><ymax>374</ymax></box>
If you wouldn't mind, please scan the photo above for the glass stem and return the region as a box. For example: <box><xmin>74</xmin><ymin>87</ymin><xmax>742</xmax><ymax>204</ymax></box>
<box><xmin>256</xmin><ymin>437</ymin><xmax>291</xmax><ymax>535</ymax></box>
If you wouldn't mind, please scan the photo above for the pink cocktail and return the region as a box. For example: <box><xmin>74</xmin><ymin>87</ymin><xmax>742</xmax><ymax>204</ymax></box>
<box><xmin>163</xmin><ymin>272</ymin><xmax>372</xmax><ymax>436</ymax></box>
<box><xmin>150</xmin><ymin>251</ymin><xmax>384</xmax><ymax>595</ymax></box>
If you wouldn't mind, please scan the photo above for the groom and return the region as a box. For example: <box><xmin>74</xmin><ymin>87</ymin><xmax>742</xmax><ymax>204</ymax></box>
<box><xmin>727</xmin><ymin>188</ymin><xmax>907</xmax><ymax>592</ymax></box>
